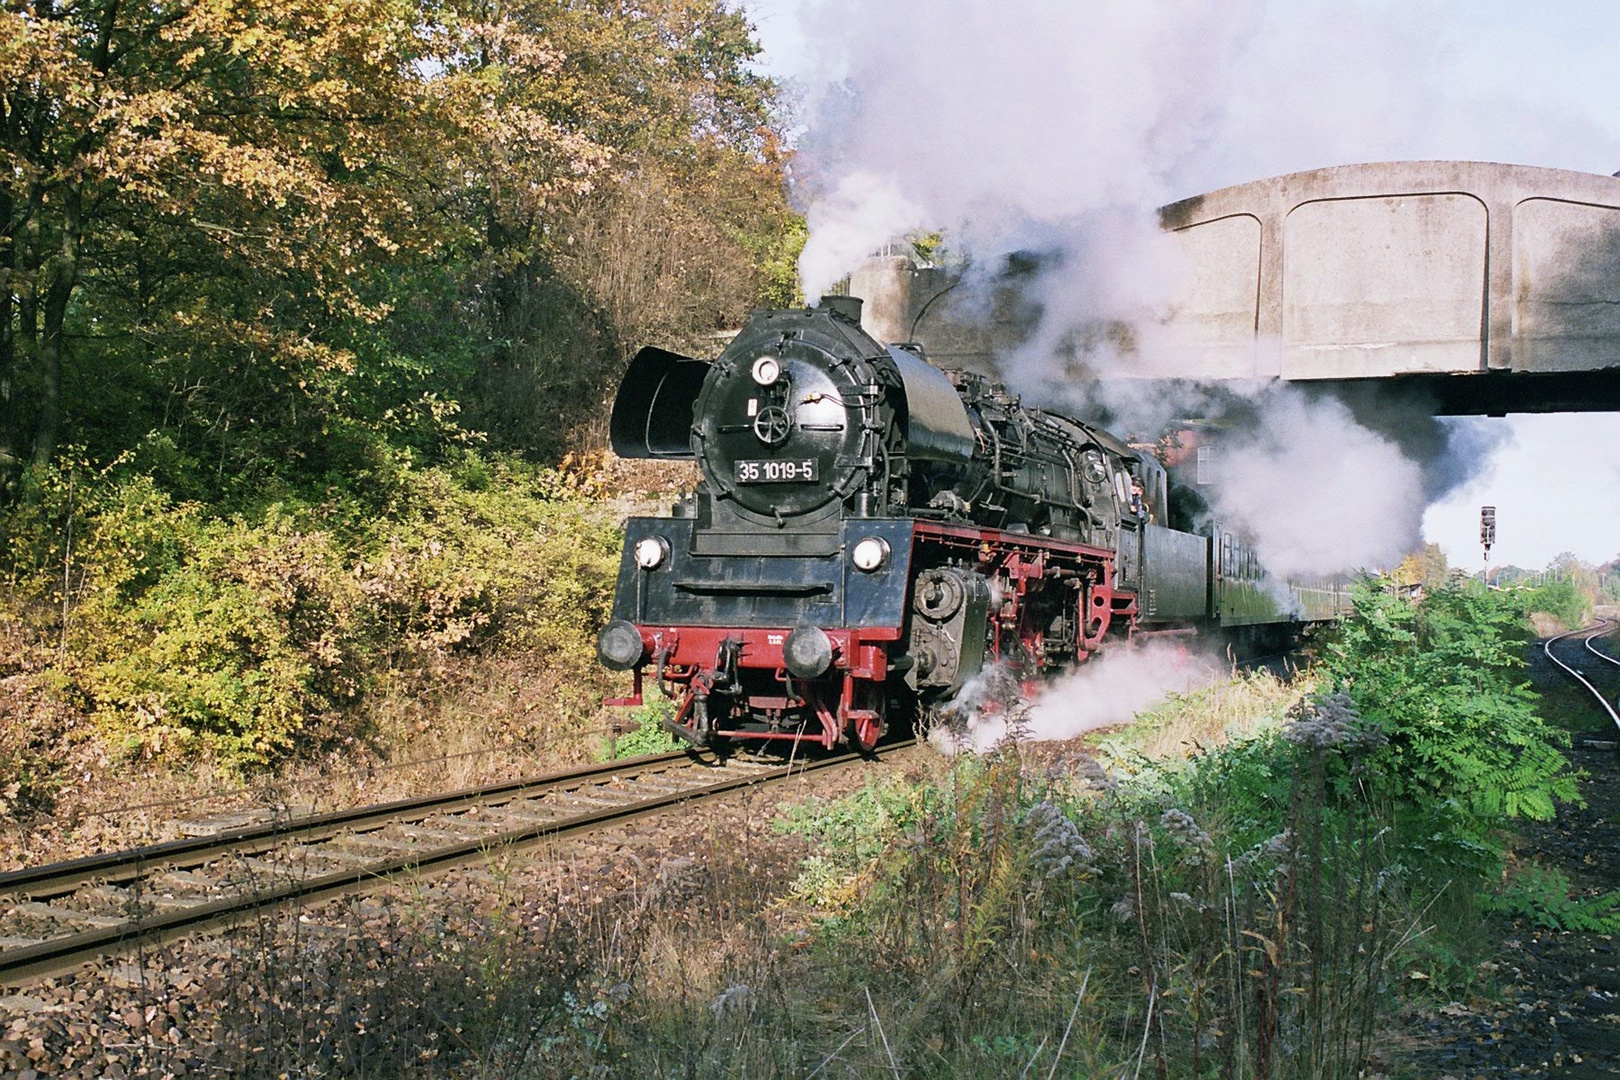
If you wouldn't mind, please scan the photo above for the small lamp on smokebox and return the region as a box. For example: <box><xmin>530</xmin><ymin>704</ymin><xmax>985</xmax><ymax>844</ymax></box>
<box><xmin>1480</xmin><ymin>505</ymin><xmax>1496</xmax><ymax>586</ymax></box>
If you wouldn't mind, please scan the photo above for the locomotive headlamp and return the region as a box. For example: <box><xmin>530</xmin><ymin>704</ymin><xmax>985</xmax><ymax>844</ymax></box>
<box><xmin>634</xmin><ymin>535</ymin><xmax>670</xmax><ymax>570</ymax></box>
<box><xmin>596</xmin><ymin>619</ymin><xmax>647</xmax><ymax>671</ymax></box>
<box><xmin>751</xmin><ymin>356</ymin><xmax>782</xmax><ymax>386</ymax></box>
<box><xmin>851</xmin><ymin>536</ymin><xmax>890</xmax><ymax>572</ymax></box>
<box><xmin>783</xmin><ymin>624</ymin><xmax>834</xmax><ymax>679</ymax></box>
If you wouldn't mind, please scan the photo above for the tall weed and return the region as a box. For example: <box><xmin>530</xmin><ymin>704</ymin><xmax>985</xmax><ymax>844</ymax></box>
<box><xmin>760</xmin><ymin>582</ymin><xmax>1580</xmax><ymax>1077</ymax></box>
<box><xmin>1519</xmin><ymin>578</ymin><xmax>1589</xmax><ymax>629</ymax></box>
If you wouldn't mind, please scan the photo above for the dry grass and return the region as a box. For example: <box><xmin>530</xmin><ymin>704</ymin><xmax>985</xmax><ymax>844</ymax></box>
<box><xmin>599</xmin><ymin>453</ymin><xmax>700</xmax><ymax>523</ymax></box>
<box><xmin>1530</xmin><ymin>610</ymin><xmax>1573</xmax><ymax>638</ymax></box>
<box><xmin>357</xmin><ymin>654</ymin><xmax>611</xmax><ymax>788</ymax></box>
<box><xmin>1101</xmin><ymin>666</ymin><xmax>1311</xmax><ymax>764</ymax></box>
<box><xmin>0</xmin><ymin>648</ymin><xmax>619</xmax><ymax>870</ymax></box>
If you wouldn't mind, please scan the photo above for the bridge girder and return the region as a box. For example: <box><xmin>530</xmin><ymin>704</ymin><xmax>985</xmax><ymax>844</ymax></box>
<box><xmin>852</xmin><ymin>161</ymin><xmax>1620</xmax><ymax>416</ymax></box>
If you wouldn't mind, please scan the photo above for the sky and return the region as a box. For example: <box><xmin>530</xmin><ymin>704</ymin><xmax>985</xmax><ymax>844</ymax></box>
<box><xmin>1424</xmin><ymin>414</ymin><xmax>1620</xmax><ymax>573</ymax></box>
<box><xmin>742</xmin><ymin>0</ymin><xmax>1620</xmax><ymax>571</ymax></box>
<box><xmin>1416</xmin><ymin>1</ymin><xmax>1620</xmax><ymax>571</ymax></box>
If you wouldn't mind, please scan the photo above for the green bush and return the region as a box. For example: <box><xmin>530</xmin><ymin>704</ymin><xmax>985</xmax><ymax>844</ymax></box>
<box><xmin>80</xmin><ymin>507</ymin><xmax>364</xmax><ymax>765</ymax></box>
<box><xmin>0</xmin><ymin>452</ymin><xmax>622</xmax><ymax>776</ymax></box>
<box><xmin>1484</xmin><ymin>863</ymin><xmax>1620</xmax><ymax>932</ymax></box>
<box><xmin>1324</xmin><ymin>580</ymin><xmax>1578</xmax><ymax>829</ymax></box>
<box><xmin>1520</xmin><ymin>578</ymin><xmax>1589</xmax><ymax>628</ymax></box>
<box><xmin>610</xmin><ymin>689</ymin><xmax>680</xmax><ymax>759</ymax></box>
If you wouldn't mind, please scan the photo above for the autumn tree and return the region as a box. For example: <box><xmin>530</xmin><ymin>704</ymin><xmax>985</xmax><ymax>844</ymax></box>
<box><xmin>2</xmin><ymin>0</ymin><xmax>798</xmax><ymax>492</ymax></box>
<box><xmin>426</xmin><ymin>0</ymin><xmax>799</xmax><ymax>456</ymax></box>
<box><xmin>1392</xmin><ymin>542</ymin><xmax>1452</xmax><ymax>593</ymax></box>
<box><xmin>1600</xmin><ymin>556</ymin><xmax>1620</xmax><ymax>604</ymax></box>
<box><xmin>1546</xmin><ymin>551</ymin><xmax>1600</xmax><ymax>605</ymax></box>
<box><xmin>0</xmin><ymin>1</ymin><xmax>458</xmax><ymax>495</ymax></box>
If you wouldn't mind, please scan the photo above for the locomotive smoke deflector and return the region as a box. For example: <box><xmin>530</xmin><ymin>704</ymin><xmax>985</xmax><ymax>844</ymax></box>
<box><xmin>884</xmin><ymin>345</ymin><xmax>974</xmax><ymax>464</ymax></box>
<box><xmin>608</xmin><ymin>345</ymin><xmax>709</xmax><ymax>459</ymax></box>
<box><xmin>820</xmin><ymin>294</ymin><xmax>864</xmax><ymax>322</ymax></box>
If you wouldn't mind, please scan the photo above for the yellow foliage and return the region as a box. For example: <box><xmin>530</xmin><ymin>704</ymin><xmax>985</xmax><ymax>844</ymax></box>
<box><xmin>3</xmin><ymin>456</ymin><xmax>621</xmax><ymax>775</ymax></box>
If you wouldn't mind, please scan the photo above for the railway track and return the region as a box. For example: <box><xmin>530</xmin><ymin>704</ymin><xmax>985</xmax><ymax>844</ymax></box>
<box><xmin>0</xmin><ymin>741</ymin><xmax>911</xmax><ymax>987</ymax></box>
<box><xmin>1543</xmin><ymin>619</ymin><xmax>1620</xmax><ymax>732</ymax></box>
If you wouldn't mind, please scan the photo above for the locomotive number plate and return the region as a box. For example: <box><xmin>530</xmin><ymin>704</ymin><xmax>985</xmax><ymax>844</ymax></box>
<box><xmin>734</xmin><ymin>458</ymin><xmax>818</xmax><ymax>483</ymax></box>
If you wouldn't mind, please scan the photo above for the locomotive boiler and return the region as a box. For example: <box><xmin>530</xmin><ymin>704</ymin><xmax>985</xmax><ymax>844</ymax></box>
<box><xmin>597</xmin><ymin>298</ymin><xmax>1345</xmax><ymax>751</ymax></box>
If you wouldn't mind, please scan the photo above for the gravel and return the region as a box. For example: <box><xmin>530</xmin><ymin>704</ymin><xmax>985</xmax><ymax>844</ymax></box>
<box><xmin>1388</xmin><ymin>640</ymin><xmax>1620</xmax><ymax>1080</ymax></box>
<box><xmin>0</xmin><ymin>745</ymin><xmax>914</xmax><ymax>1077</ymax></box>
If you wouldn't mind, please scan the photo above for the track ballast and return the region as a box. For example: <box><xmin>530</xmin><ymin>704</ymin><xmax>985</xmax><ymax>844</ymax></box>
<box><xmin>0</xmin><ymin>741</ymin><xmax>911</xmax><ymax>987</ymax></box>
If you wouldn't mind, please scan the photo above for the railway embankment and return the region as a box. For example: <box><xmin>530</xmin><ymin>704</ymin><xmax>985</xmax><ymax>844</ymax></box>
<box><xmin>3</xmin><ymin>578</ymin><xmax>1604</xmax><ymax>1078</ymax></box>
<box><xmin>1394</xmin><ymin>618</ymin><xmax>1620</xmax><ymax>1078</ymax></box>
<box><xmin>0</xmin><ymin>456</ymin><xmax>676</xmax><ymax>874</ymax></box>
<box><xmin>0</xmin><ymin>748</ymin><xmax>914</xmax><ymax>1077</ymax></box>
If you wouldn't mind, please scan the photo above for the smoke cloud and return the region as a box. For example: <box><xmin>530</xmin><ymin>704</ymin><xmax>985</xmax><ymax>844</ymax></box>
<box><xmin>1022</xmin><ymin>372</ymin><xmax>1474</xmax><ymax>576</ymax></box>
<box><xmin>1202</xmin><ymin>390</ymin><xmax>1426</xmax><ymax>577</ymax></box>
<box><xmin>930</xmin><ymin>643</ymin><xmax>1220</xmax><ymax>755</ymax></box>
<box><xmin>785</xmin><ymin>0</ymin><xmax>1618</xmax><ymax>301</ymax></box>
<box><xmin>766</xmin><ymin>0</ymin><xmax>1599</xmax><ymax>576</ymax></box>
<box><xmin>791</xmin><ymin>0</ymin><xmax>1252</xmax><ymax>300</ymax></box>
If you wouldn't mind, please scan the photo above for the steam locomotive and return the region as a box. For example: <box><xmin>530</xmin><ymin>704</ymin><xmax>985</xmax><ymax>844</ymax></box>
<box><xmin>597</xmin><ymin>298</ymin><xmax>1347</xmax><ymax>751</ymax></box>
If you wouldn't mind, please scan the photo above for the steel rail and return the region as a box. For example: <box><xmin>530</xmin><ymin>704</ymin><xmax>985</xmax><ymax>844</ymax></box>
<box><xmin>0</xmin><ymin>751</ymin><xmax>695</xmax><ymax>900</ymax></box>
<box><xmin>0</xmin><ymin>740</ymin><xmax>911</xmax><ymax>987</ymax></box>
<box><xmin>1583</xmin><ymin>620</ymin><xmax>1620</xmax><ymax>673</ymax></box>
<box><xmin>1544</xmin><ymin>621</ymin><xmax>1620</xmax><ymax>732</ymax></box>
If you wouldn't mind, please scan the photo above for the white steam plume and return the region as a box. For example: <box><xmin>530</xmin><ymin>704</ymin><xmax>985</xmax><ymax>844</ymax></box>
<box><xmin>1203</xmin><ymin>390</ymin><xmax>1426</xmax><ymax>577</ymax></box>
<box><xmin>783</xmin><ymin>0</ymin><xmax>1619</xmax><ymax>303</ymax></box>
<box><xmin>930</xmin><ymin>643</ymin><xmax>1219</xmax><ymax>755</ymax></box>
<box><xmin>1011</xmin><ymin>372</ymin><xmax>1438</xmax><ymax>577</ymax></box>
<box><xmin>766</xmin><ymin>0</ymin><xmax>1605</xmax><ymax>576</ymax></box>
<box><xmin>791</xmin><ymin>0</ymin><xmax>1258</xmax><ymax>299</ymax></box>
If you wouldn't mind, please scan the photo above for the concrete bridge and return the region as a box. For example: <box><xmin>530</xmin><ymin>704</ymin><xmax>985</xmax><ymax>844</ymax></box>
<box><xmin>850</xmin><ymin>161</ymin><xmax>1620</xmax><ymax>415</ymax></box>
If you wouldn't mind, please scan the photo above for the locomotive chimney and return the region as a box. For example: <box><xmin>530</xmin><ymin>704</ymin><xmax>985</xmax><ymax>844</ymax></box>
<box><xmin>820</xmin><ymin>295</ymin><xmax>864</xmax><ymax>324</ymax></box>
